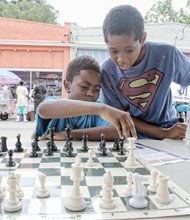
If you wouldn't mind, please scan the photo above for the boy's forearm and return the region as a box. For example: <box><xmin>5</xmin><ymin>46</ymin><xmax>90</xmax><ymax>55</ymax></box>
<box><xmin>38</xmin><ymin>99</ymin><xmax>105</xmax><ymax>119</ymax></box>
<box><xmin>54</xmin><ymin>126</ymin><xmax>119</xmax><ymax>141</ymax></box>
<box><xmin>132</xmin><ymin>117</ymin><xmax>165</xmax><ymax>139</ymax></box>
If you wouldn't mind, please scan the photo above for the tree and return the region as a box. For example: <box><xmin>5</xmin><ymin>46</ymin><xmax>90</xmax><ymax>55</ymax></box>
<box><xmin>0</xmin><ymin>0</ymin><xmax>59</xmax><ymax>24</ymax></box>
<box><xmin>144</xmin><ymin>0</ymin><xmax>190</xmax><ymax>24</ymax></box>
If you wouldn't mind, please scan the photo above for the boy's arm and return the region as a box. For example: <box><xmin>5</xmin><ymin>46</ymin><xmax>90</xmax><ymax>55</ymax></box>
<box><xmin>38</xmin><ymin>99</ymin><xmax>136</xmax><ymax>139</ymax></box>
<box><xmin>44</xmin><ymin>126</ymin><xmax>119</xmax><ymax>141</ymax></box>
<box><xmin>132</xmin><ymin>117</ymin><xmax>186</xmax><ymax>140</ymax></box>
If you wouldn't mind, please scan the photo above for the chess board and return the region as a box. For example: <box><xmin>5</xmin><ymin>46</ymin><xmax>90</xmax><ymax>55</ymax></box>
<box><xmin>0</xmin><ymin>140</ymin><xmax>190</xmax><ymax>220</ymax></box>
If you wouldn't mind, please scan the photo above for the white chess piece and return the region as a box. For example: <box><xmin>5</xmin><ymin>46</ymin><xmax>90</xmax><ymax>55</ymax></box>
<box><xmin>65</xmin><ymin>155</ymin><xmax>86</xmax><ymax>211</ymax></box>
<box><xmin>0</xmin><ymin>175</ymin><xmax>5</xmax><ymax>199</ymax></box>
<box><xmin>123</xmin><ymin>172</ymin><xmax>133</xmax><ymax>197</ymax></box>
<box><xmin>125</xmin><ymin>137</ymin><xmax>137</xmax><ymax>167</ymax></box>
<box><xmin>86</xmin><ymin>149</ymin><xmax>94</xmax><ymax>167</ymax></box>
<box><xmin>147</xmin><ymin>170</ymin><xmax>158</xmax><ymax>193</ymax></box>
<box><xmin>37</xmin><ymin>172</ymin><xmax>50</xmax><ymax>198</ymax></box>
<box><xmin>4</xmin><ymin>171</ymin><xmax>22</xmax><ymax>212</ymax></box>
<box><xmin>155</xmin><ymin>175</ymin><xmax>170</xmax><ymax>204</ymax></box>
<box><xmin>15</xmin><ymin>173</ymin><xmax>24</xmax><ymax>199</ymax></box>
<box><xmin>99</xmin><ymin>170</ymin><xmax>116</xmax><ymax>209</ymax></box>
<box><xmin>129</xmin><ymin>173</ymin><xmax>148</xmax><ymax>208</ymax></box>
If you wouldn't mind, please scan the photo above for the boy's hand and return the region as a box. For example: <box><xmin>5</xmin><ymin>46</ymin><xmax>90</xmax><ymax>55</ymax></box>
<box><xmin>99</xmin><ymin>105</ymin><xmax>137</xmax><ymax>139</ymax></box>
<box><xmin>163</xmin><ymin>122</ymin><xmax>187</xmax><ymax>140</ymax></box>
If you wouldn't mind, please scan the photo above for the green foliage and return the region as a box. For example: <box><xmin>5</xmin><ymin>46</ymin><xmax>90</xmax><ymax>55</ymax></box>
<box><xmin>144</xmin><ymin>0</ymin><xmax>190</xmax><ymax>24</ymax></box>
<box><xmin>0</xmin><ymin>0</ymin><xmax>59</xmax><ymax>24</ymax></box>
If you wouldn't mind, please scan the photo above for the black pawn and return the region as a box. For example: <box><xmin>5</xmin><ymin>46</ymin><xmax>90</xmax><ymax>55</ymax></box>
<box><xmin>98</xmin><ymin>133</ymin><xmax>105</xmax><ymax>151</ymax></box>
<box><xmin>14</xmin><ymin>134</ymin><xmax>23</xmax><ymax>152</ymax></box>
<box><xmin>112</xmin><ymin>138</ymin><xmax>120</xmax><ymax>151</ymax></box>
<box><xmin>99</xmin><ymin>140</ymin><xmax>107</xmax><ymax>156</ymax></box>
<box><xmin>6</xmin><ymin>150</ymin><xmax>16</xmax><ymax>167</ymax></box>
<box><xmin>63</xmin><ymin>126</ymin><xmax>72</xmax><ymax>151</ymax></box>
<box><xmin>66</xmin><ymin>142</ymin><xmax>74</xmax><ymax>157</ymax></box>
<box><xmin>33</xmin><ymin>132</ymin><xmax>41</xmax><ymax>151</ymax></box>
<box><xmin>118</xmin><ymin>138</ymin><xmax>125</xmax><ymax>155</ymax></box>
<box><xmin>81</xmin><ymin>132</ymin><xmax>89</xmax><ymax>152</ymax></box>
<box><xmin>45</xmin><ymin>142</ymin><xmax>53</xmax><ymax>156</ymax></box>
<box><xmin>29</xmin><ymin>142</ymin><xmax>38</xmax><ymax>157</ymax></box>
<box><xmin>1</xmin><ymin>136</ymin><xmax>8</xmax><ymax>152</ymax></box>
<box><xmin>49</xmin><ymin>127</ymin><xmax>57</xmax><ymax>151</ymax></box>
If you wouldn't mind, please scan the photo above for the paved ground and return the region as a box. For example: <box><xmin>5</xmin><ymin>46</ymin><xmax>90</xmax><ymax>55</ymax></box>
<box><xmin>0</xmin><ymin>117</ymin><xmax>36</xmax><ymax>146</ymax></box>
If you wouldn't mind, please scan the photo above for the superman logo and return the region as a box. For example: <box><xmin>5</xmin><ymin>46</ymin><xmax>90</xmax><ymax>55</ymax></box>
<box><xmin>117</xmin><ymin>69</ymin><xmax>164</xmax><ymax>112</ymax></box>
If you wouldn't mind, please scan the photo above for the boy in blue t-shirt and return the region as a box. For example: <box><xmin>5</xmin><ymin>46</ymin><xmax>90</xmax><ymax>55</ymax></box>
<box><xmin>36</xmin><ymin>55</ymin><xmax>136</xmax><ymax>140</ymax></box>
<box><xmin>101</xmin><ymin>5</ymin><xmax>188</xmax><ymax>139</ymax></box>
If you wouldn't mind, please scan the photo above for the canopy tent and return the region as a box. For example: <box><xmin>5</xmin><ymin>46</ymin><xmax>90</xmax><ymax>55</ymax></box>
<box><xmin>0</xmin><ymin>70</ymin><xmax>21</xmax><ymax>84</ymax></box>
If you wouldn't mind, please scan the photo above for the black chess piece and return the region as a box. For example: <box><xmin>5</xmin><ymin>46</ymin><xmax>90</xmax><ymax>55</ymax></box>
<box><xmin>14</xmin><ymin>134</ymin><xmax>24</xmax><ymax>152</ymax></box>
<box><xmin>63</xmin><ymin>125</ymin><xmax>72</xmax><ymax>151</ymax></box>
<box><xmin>98</xmin><ymin>133</ymin><xmax>105</xmax><ymax>151</ymax></box>
<box><xmin>45</xmin><ymin>142</ymin><xmax>54</xmax><ymax>156</ymax></box>
<box><xmin>1</xmin><ymin>136</ymin><xmax>8</xmax><ymax>152</ymax></box>
<box><xmin>29</xmin><ymin>142</ymin><xmax>38</xmax><ymax>157</ymax></box>
<box><xmin>6</xmin><ymin>149</ymin><xmax>16</xmax><ymax>167</ymax></box>
<box><xmin>66</xmin><ymin>141</ymin><xmax>74</xmax><ymax>157</ymax></box>
<box><xmin>118</xmin><ymin>138</ymin><xmax>125</xmax><ymax>155</ymax></box>
<box><xmin>49</xmin><ymin>127</ymin><xmax>57</xmax><ymax>151</ymax></box>
<box><xmin>33</xmin><ymin>132</ymin><xmax>41</xmax><ymax>151</ymax></box>
<box><xmin>112</xmin><ymin>138</ymin><xmax>120</xmax><ymax>151</ymax></box>
<box><xmin>99</xmin><ymin>139</ymin><xmax>107</xmax><ymax>156</ymax></box>
<box><xmin>81</xmin><ymin>132</ymin><xmax>89</xmax><ymax>152</ymax></box>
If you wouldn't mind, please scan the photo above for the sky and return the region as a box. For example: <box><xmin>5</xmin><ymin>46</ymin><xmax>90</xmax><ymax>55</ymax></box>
<box><xmin>46</xmin><ymin>0</ymin><xmax>187</xmax><ymax>27</ymax></box>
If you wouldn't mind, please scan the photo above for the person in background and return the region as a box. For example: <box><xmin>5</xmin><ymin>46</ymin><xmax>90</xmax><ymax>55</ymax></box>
<box><xmin>101</xmin><ymin>5</ymin><xmax>188</xmax><ymax>140</ymax></box>
<box><xmin>35</xmin><ymin>55</ymin><xmax>136</xmax><ymax>140</ymax></box>
<box><xmin>16</xmin><ymin>80</ymin><xmax>28</xmax><ymax>122</ymax></box>
<box><xmin>32</xmin><ymin>78</ymin><xmax>47</xmax><ymax>113</ymax></box>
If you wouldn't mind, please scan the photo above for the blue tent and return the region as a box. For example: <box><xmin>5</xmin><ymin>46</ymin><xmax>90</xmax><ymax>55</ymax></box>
<box><xmin>0</xmin><ymin>70</ymin><xmax>21</xmax><ymax>84</ymax></box>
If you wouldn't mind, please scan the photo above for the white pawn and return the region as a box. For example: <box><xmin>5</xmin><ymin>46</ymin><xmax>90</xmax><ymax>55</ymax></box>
<box><xmin>123</xmin><ymin>172</ymin><xmax>133</xmax><ymax>197</ymax></box>
<box><xmin>125</xmin><ymin>137</ymin><xmax>137</xmax><ymax>167</ymax></box>
<box><xmin>65</xmin><ymin>155</ymin><xmax>86</xmax><ymax>211</ymax></box>
<box><xmin>4</xmin><ymin>171</ymin><xmax>22</xmax><ymax>212</ymax></box>
<box><xmin>99</xmin><ymin>170</ymin><xmax>116</xmax><ymax>209</ymax></box>
<box><xmin>86</xmin><ymin>149</ymin><xmax>94</xmax><ymax>167</ymax></box>
<box><xmin>0</xmin><ymin>175</ymin><xmax>5</xmax><ymax>199</ymax></box>
<box><xmin>147</xmin><ymin>170</ymin><xmax>158</xmax><ymax>193</ymax></box>
<box><xmin>155</xmin><ymin>175</ymin><xmax>170</xmax><ymax>204</ymax></box>
<box><xmin>15</xmin><ymin>173</ymin><xmax>24</xmax><ymax>199</ymax></box>
<box><xmin>37</xmin><ymin>172</ymin><xmax>50</xmax><ymax>198</ymax></box>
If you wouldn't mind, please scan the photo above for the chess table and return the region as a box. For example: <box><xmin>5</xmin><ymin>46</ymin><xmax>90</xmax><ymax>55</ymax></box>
<box><xmin>0</xmin><ymin>137</ymin><xmax>190</xmax><ymax>220</ymax></box>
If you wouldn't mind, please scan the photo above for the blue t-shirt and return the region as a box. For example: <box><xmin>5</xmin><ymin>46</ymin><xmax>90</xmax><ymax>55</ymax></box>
<box><xmin>36</xmin><ymin>107</ymin><xmax>110</xmax><ymax>137</ymax></box>
<box><xmin>101</xmin><ymin>41</ymin><xmax>190</xmax><ymax>138</ymax></box>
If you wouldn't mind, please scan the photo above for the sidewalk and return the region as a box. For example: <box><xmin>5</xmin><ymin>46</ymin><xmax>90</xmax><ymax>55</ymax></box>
<box><xmin>0</xmin><ymin>118</ymin><xmax>36</xmax><ymax>146</ymax></box>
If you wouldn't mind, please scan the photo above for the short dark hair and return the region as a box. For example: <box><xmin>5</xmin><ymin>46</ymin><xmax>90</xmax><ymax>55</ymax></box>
<box><xmin>103</xmin><ymin>5</ymin><xmax>144</xmax><ymax>42</ymax></box>
<box><xmin>19</xmin><ymin>81</ymin><xmax>24</xmax><ymax>85</ymax></box>
<box><xmin>66</xmin><ymin>55</ymin><xmax>100</xmax><ymax>82</ymax></box>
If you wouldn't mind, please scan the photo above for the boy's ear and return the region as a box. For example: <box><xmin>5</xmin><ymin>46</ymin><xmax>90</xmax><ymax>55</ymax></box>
<box><xmin>140</xmin><ymin>32</ymin><xmax>147</xmax><ymax>45</ymax></box>
<box><xmin>63</xmin><ymin>79</ymin><xmax>71</xmax><ymax>93</ymax></box>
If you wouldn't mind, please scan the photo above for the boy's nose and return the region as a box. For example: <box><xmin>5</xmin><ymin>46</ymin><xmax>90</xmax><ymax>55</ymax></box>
<box><xmin>86</xmin><ymin>89</ymin><xmax>94</xmax><ymax>97</ymax></box>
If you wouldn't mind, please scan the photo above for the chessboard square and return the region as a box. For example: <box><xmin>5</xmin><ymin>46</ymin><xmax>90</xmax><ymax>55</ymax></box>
<box><xmin>113</xmin><ymin>176</ymin><xmax>127</xmax><ymax>185</ymax></box>
<box><xmin>38</xmin><ymin>168</ymin><xmax>60</xmax><ymax>176</ymax></box>
<box><xmin>84</xmin><ymin>163</ymin><xmax>104</xmax><ymax>169</ymax></box>
<box><xmin>61</xmin><ymin>176</ymin><xmax>86</xmax><ymax>186</ymax></box>
<box><xmin>115</xmin><ymin>185</ymin><xmax>128</xmax><ymax>197</ymax></box>
<box><xmin>83</xmin><ymin>168</ymin><xmax>105</xmax><ymax>176</ymax></box>
<box><xmin>133</xmin><ymin>167</ymin><xmax>150</xmax><ymax>175</ymax></box>
<box><xmin>96</xmin><ymin>152</ymin><xmax>113</xmax><ymax>158</ymax></box>
<box><xmin>149</xmin><ymin>194</ymin><xmax>189</xmax><ymax>209</ymax></box>
<box><xmin>115</xmin><ymin>156</ymin><xmax>128</xmax><ymax>163</ymax></box>
<box><xmin>92</xmin><ymin>197</ymin><xmax>126</xmax><ymax>212</ymax></box>
<box><xmin>11</xmin><ymin>152</ymin><xmax>25</xmax><ymax>158</ymax></box>
<box><xmin>35</xmin><ymin>176</ymin><xmax>61</xmax><ymax>187</ymax></box>
<box><xmin>41</xmin><ymin>157</ymin><xmax>60</xmax><ymax>163</ymax></box>
<box><xmin>60</xmin><ymin>167</ymin><xmax>73</xmax><ymax>176</ymax></box>
<box><xmin>88</xmin><ymin>186</ymin><xmax>102</xmax><ymax>198</ymax></box>
<box><xmin>28</xmin><ymin>198</ymin><xmax>62</xmax><ymax>214</ymax></box>
<box><xmin>39</xmin><ymin>162</ymin><xmax>61</xmax><ymax>169</ymax></box>
<box><xmin>85</xmin><ymin>176</ymin><xmax>104</xmax><ymax>186</ymax></box>
<box><xmin>21</xmin><ymin>187</ymin><xmax>34</xmax><ymax>199</ymax></box>
<box><xmin>104</xmin><ymin>167</ymin><xmax>128</xmax><ymax>177</ymax></box>
<box><xmin>60</xmin><ymin>157</ymin><xmax>75</xmax><ymax>163</ymax></box>
<box><xmin>101</xmin><ymin>162</ymin><xmax>123</xmax><ymax>168</ymax></box>
<box><xmin>20</xmin><ymin>158</ymin><xmax>42</xmax><ymax>164</ymax></box>
<box><xmin>98</xmin><ymin>157</ymin><xmax>119</xmax><ymax>163</ymax></box>
<box><xmin>19</xmin><ymin>163</ymin><xmax>40</xmax><ymax>169</ymax></box>
<box><xmin>20</xmin><ymin>177</ymin><xmax>36</xmax><ymax>187</ymax></box>
<box><xmin>61</xmin><ymin>162</ymin><xmax>72</xmax><ymax>168</ymax></box>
